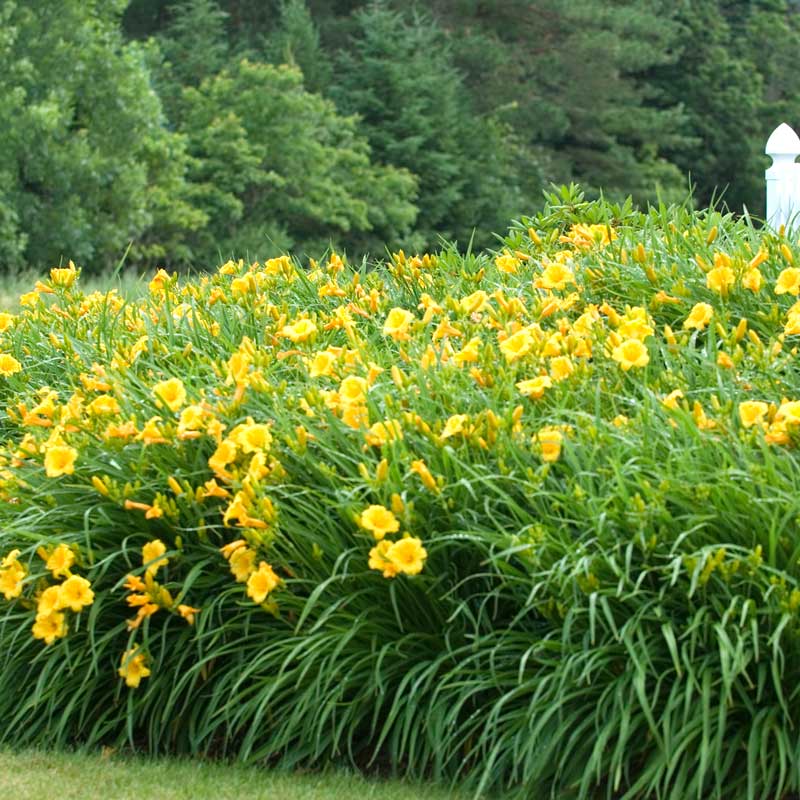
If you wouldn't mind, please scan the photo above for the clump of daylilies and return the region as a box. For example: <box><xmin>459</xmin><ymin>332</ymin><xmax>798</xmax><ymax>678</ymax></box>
<box><xmin>1</xmin><ymin>202</ymin><xmax>800</xmax><ymax>698</ymax></box>
<box><xmin>0</xmin><ymin>543</ymin><xmax>95</xmax><ymax>646</ymax></box>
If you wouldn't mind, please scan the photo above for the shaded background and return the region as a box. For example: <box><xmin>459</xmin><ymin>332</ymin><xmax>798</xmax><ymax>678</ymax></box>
<box><xmin>2</xmin><ymin>0</ymin><xmax>797</xmax><ymax>271</ymax></box>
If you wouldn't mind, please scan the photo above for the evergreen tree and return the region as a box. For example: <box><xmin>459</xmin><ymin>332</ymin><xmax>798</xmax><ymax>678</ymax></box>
<box><xmin>155</xmin><ymin>0</ymin><xmax>230</xmax><ymax>116</ymax></box>
<box><xmin>332</xmin><ymin>4</ymin><xmax>536</xmax><ymax>249</ymax></box>
<box><xmin>423</xmin><ymin>0</ymin><xmax>691</xmax><ymax>205</ymax></box>
<box><xmin>265</xmin><ymin>0</ymin><xmax>331</xmax><ymax>93</ymax></box>
<box><xmin>122</xmin><ymin>0</ymin><xmax>173</xmax><ymax>39</ymax></box>
<box><xmin>649</xmin><ymin>0</ymin><xmax>800</xmax><ymax>215</ymax></box>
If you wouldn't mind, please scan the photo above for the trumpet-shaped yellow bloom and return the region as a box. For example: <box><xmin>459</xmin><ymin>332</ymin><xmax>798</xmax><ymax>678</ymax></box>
<box><xmin>229</xmin><ymin>547</ymin><xmax>256</xmax><ymax>582</ymax></box>
<box><xmin>453</xmin><ymin>337</ymin><xmax>481</xmax><ymax>365</ymax></box>
<box><xmin>233</xmin><ymin>421</ymin><xmax>272</xmax><ymax>454</ymax></box>
<box><xmin>139</xmin><ymin>417</ymin><xmax>168</xmax><ymax>445</ymax></box>
<box><xmin>339</xmin><ymin>376</ymin><xmax>368</xmax><ymax>405</ymax></box>
<box><xmin>0</xmin><ymin>353</ymin><xmax>21</xmax><ymax>376</ymax></box>
<box><xmin>441</xmin><ymin>414</ymin><xmax>469</xmax><ymax>440</ymax></box>
<box><xmin>535</xmin><ymin>428</ymin><xmax>563</xmax><ymax>462</ymax></box>
<box><xmin>153</xmin><ymin>378</ymin><xmax>186</xmax><ymax>412</ymax></box>
<box><xmin>177</xmin><ymin>404</ymin><xmax>206</xmax><ymax>438</ymax></box>
<box><xmin>386</xmin><ymin>537</ymin><xmax>427</xmax><ymax>576</ymax></box>
<box><xmin>119</xmin><ymin>649</ymin><xmax>151</xmax><ymax>688</ymax></box>
<box><xmin>280</xmin><ymin>318</ymin><xmax>317</xmax><ymax>342</ymax></box>
<box><xmin>142</xmin><ymin>540</ymin><xmax>168</xmax><ymax>576</ymax></box>
<box><xmin>44</xmin><ymin>445</ymin><xmax>77</xmax><ymax>477</ymax></box>
<box><xmin>209</xmin><ymin>439</ymin><xmax>238</xmax><ymax>479</ymax></box>
<box><xmin>535</xmin><ymin>263</ymin><xmax>575</xmax><ymax>291</ymax></box>
<box><xmin>341</xmin><ymin>403</ymin><xmax>369</xmax><ymax>429</ymax></box>
<box><xmin>683</xmin><ymin>303</ymin><xmax>713</xmax><ymax>331</ymax></box>
<box><xmin>87</xmin><ymin>395</ymin><xmax>120</xmax><ymax>416</ymax></box>
<box><xmin>706</xmin><ymin>265</ymin><xmax>735</xmax><ymax>294</ymax></box>
<box><xmin>227</xmin><ymin>351</ymin><xmax>251</xmax><ymax>386</ymax></box>
<box><xmin>776</xmin><ymin>400</ymin><xmax>800</xmax><ymax>426</ymax></box>
<box><xmin>358</xmin><ymin>505</ymin><xmax>400</xmax><ymax>540</ymax></box>
<box><xmin>617</xmin><ymin>307</ymin><xmax>654</xmax><ymax>341</ymax></box>
<box><xmin>612</xmin><ymin>339</ymin><xmax>649</xmax><ymax>371</ymax></box>
<box><xmin>364</xmin><ymin>419</ymin><xmax>403</xmax><ymax>447</ymax></box>
<box><xmin>460</xmin><ymin>290</ymin><xmax>490</xmax><ymax>314</ymax></box>
<box><xmin>382</xmin><ymin>308</ymin><xmax>414</xmax><ymax>341</ymax></box>
<box><xmin>32</xmin><ymin>611</ymin><xmax>67</xmax><ymax>645</ymax></box>
<box><xmin>43</xmin><ymin>544</ymin><xmax>75</xmax><ymax>578</ymax></box>
<box><xmin>369</xmin><ymin>540</ymin><xmax>398</xmax><ymax>578</ymax></box>
<box><xmin>561</xmin><ymin>223</ymin><xmax>616</xmax><ymax>249</ymax></box>
<box><xmin>495</xmin><ymin>253</ymin><xmax>520</xmax><ymax>274</ymax></box>
<box><xmin>0</xmin><ymin>313</ymin><xmax>14</xmax><ymax>333</ymax></box>
<box><xmin>247</xmin><ymin>561</ymin><xmax>280</xmax><ymax>604</ymax></box>
<box><xmin>742</xmin><ymin>268</ymin><xmax>762</xmax><ymax>292</ymax></box>
<box><xmin>499</xmin><ymin>329</ymin><xmax>534</xmax><ymax>363</ymax></box>
<box><xmin>37</xmin><ymin>585</ymin><xmax>62</xmax><ymax>617</ymax></box>
<box><xmin>775</xmin><ymin>268</ymin><xmax>800</xmax><ymax>296</ymax></box>
<box><xmin>308</xmin><ymin>350</ymin><xmax>337</xmax><ymax>378</ymax></box>
<box><xmin>149</xmin><ymin>268</ymin><xmax>173</xmax><ymax>294</ymax></box>
<box><xmin>58</xmin><ymin>575</ymin><xmax>94</xmax><ymax>613</ymax></box>
<box><xmin>50</xmin><ymin>262</ymin><xmax>78</xmax><ymax>287</ymax></box>
<box><xmin>662</xmin><ymin>389</ymin><xmax>684</xmax><ymax>410</ymax></box>
<box><xmin>739</xmin><ymin>401</ymin><xmax>769</xmax><ymax>428</ymax></box>
<box><xmin>549</xmin><ymin>356</ymin><xmax>574</xmax><ymax>382</ymax></box>
<box><xmin>0</xmin><ymin>558</ymin><xmax>25</xmax><ymax>600</ymax></box>
<box><xmin>516</xmin><ymin>375</ymin><xmax>553</xmax><ymax>399</ymax></box>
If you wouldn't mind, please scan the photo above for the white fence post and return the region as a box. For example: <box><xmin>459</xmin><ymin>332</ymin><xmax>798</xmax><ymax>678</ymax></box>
<box><xmin>766</xmin><ymin>123</ymin><xmax>800</xmax><ymax>231</ymax></box>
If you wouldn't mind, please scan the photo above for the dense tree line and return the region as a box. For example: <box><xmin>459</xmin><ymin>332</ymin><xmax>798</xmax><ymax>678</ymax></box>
<box><xmin>2</xmin><ymin>0</ymin><xmax>798</xmax><ymax>271</ymax></box>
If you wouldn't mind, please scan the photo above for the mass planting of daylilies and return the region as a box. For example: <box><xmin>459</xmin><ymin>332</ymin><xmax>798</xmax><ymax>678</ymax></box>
<box><xmin>2</xmin><ymin>193</ymin><xmax>800</xmax><ymax>798</ymax></box>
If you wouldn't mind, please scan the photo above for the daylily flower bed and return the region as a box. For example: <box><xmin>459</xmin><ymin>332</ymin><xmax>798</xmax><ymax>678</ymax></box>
<box><xmin>1</xmin><ymin>191</ymin><xmax>799</xmax><ymax>799</ymax></box>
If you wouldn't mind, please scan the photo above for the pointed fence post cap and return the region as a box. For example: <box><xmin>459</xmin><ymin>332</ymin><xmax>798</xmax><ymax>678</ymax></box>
<box><xmin>766</xmin><ymin>123</ymin><xmax>800</xmax><ymax>157</ymax></box>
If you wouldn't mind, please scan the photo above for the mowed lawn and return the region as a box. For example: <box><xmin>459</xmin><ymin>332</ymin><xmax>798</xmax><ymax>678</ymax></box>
<box><xmin>0</xmin><ymin>749</ymin><xmax>472</xmax><ymax>800</ymax></box>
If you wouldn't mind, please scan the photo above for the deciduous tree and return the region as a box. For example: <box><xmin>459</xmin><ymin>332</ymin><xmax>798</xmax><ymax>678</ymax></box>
<box><xmin>0</xmin><ymin>0</ymin><xmax>201</xmax><ymax>271</ymax></box>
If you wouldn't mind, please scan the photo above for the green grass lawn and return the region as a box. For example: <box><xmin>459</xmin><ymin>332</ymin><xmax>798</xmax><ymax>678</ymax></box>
<box><xmin>0</xmin><ymin>749</ymin><xmax>472</xmax><ymax>800</ymax></box>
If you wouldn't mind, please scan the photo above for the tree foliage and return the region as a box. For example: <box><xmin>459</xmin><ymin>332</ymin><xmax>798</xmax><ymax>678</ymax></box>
<box><xmin>177</xmin><ymin>59</ymin><xmax>418</xmax><ymax>259</ymax></box>
<box><xmin>0</xmin><ymin>0</ymin><xmax>201</xmax><ymax>271</ymax></box>
<box><xmin>263</xmin><ymin>0</ymin><xmax>331</xmax><ymax>94</ymax></box>
<box><xmin>648</xmin><ymin>0</ymin><xmax>800</xmax><ymax>214</ymax></box>
<box><xmin>332</xmin><ymin>4</ymin><xmax>537</xmax><ymax>249</ymax></box>
<box><xmin>3</xmin><ymin>0</ymin><xmax>800</xmax><ymax>269</ymax></box>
